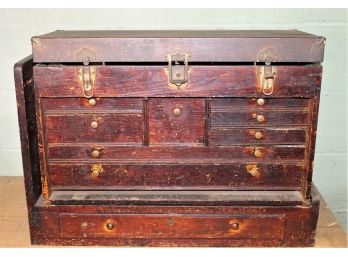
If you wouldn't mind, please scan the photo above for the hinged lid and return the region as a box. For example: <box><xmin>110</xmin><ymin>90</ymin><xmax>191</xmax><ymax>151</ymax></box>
<box><xmin>32</xmin><ymin>30</ymin><xmax>325</xmax><ymax>63</ymax></box>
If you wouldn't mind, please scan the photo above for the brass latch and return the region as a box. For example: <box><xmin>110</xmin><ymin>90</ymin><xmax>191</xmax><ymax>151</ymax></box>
<box><xmin>257</xmin><ymin>48</ymin><xmax>278</xmax><ymax>95</ymax></box>
<box><xmin>166</xmin><ymin>53</ymin><xmax>190</xmax><ymax>88</ymax></box>
<box><xmin>78</xmin><ymin>66</ymin><xmax>96</xmax><ymax>98</ymax></box>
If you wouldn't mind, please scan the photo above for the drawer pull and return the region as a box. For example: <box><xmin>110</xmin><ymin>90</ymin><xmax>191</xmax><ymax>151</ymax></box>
<box><xmin>88</xmin><ymin>98</ymin><xmax>97</xmax><ymax>106</ymax></box>
<box><xmin>106</xmin><ymin>222</ymin><xmax>115</xmax><ymax>230</ymax></box>
<box><xmin>256</xmin><ymin>114</ymin><xmax>265</xmax><ymax>123</ymax></box>
<box><xmin>254</xmin><ymin>131</ymin><xmax>263</xmax><ymax>139</ymax></box>
<box><xmin>91</xmin><ymin>149</ymin><xmax>100</xmax><ymax>158</ymax></box>
<box><xmin>257</xmin><ymin>98</ymin><xmax>265</xmax><ymax>106</ymax></box>
<box><xmin>246</xmin><ymin>164</ymin><xmax>261</xmax><ymax>177</ymax></box>
<box><xmin>90</xmin><ymin>121</ymin><xmax>99</xmax><ymax>129</ymax></box>
<box><xmin>173</xmin><ymin>107</ymin><xmax>182</xmax><ymax>116</ymax></box>
<box><xmin>229</xmin><ymin>221</ymin><xmax>240</xmax><ymax>230</ymax></box>
<box><xmin>254</xmin><ymin>149</ymin><xmax>262</xmax><ymax>158</ymax></box>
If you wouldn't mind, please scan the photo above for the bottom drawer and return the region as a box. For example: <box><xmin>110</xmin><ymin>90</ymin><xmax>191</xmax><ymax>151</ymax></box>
<box><xmin>59</xmin><ymin>213</ymin><xmax>285</xmax><ymax>240</ymax></box>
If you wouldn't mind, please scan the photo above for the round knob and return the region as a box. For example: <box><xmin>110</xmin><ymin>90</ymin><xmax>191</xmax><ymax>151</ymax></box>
<box><xmin>229</xmin><ymin>222</ymin><xmax>239</xmax><ymax>230</ymax></box>
<box><xmin>256</xmin><ymin>114</ymin><xmax>265</xmax><ymax>123</ymax></box>
<box><xmin>91</xmin><ymin>149</ymin><xmax>100</xmax><ymax>158</ymax></box>
<box><xmin>91</xmin><ymin>170</ymin><xmax>99</xmax><ymax>178</ymax></box>
<box><xmin>254</xmin><ymin>131</ymin><xmax>263</xmax><ymax>139</ymax></box>
<box><xmin>257</xmin><ymin>98</ymin><xmax>265</xmax><ymax>106</ymax></box>
<box><xmin>173</xmin><ymin>107</ymin><xmax>181</xmax><ymax>116</ymax></box>
<box><xmin>91</xmin><ymin>121</ymin><xmax>99</xmax><ymax>129</ymax></box>
<box><xmin>254</xmin><ymin>149</ymin><xmax>262</xmax><ymax>157</ymax></box>
<box><xmin>106</xmin><ymin>222</ymin><xmax>115</xmax><ymax>230</ymax></box>
<box><xmin>88</xmin><ymin>98</ymin><xmax>97</xmax><ymax>106</ymax></box>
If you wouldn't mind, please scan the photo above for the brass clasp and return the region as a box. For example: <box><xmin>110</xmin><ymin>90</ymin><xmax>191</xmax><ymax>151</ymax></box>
<box><xmin>78</xmin><ymin>66</ymin><xmax>96</xmax><ymax>98</ymax></box>
<box><xmin>257</xmin><ymin>48</ymin><xmax>279</xmax><ymax>95</ymax></box>
<box><xmin>166</xmin><ymin>52</ymin><xmax>190</xmax><ymax>88</ymax></box>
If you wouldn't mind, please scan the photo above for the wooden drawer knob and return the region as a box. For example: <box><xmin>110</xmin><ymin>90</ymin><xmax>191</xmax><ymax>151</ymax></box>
<box><xmin>91</xmin><ymin>149</ymin><xmax>100</xmax><ymax>158</ymax></box>
<box><xmin>254</xmin><ymin>131</ymin><xmax>263</xmax><ymax>139</ymax></box>
<box><xmin>106</xmin><ymin>222</ymin><xmax>115</xmax><ymax>230</ymax></box>
<box><xmin>91</xmin><ymin>121</ymin><xmax>99</xmax><ymax>129</ymax></box>
<box><xmin>256</xmin><ymin>114</ymin><xmax>265</xmax><ymax>123</ymax></box>
<box><xmin>173</xmin><ymin>107</ymin><xmax>182</xmax><ymax>116</ymax></box>
<box><xmin>257</xmin><ymin>98</ymin><xmax>265</xmax><ymax>106</ymax></box>
<box><xmin>254</xmin><ymin>149</ymin><xmax>262</xmax><ymax>157</ymax></box>
<box><xmin>88</xmin><ymin>98</ymin><xmax>97</xmax><ymax>106</ymax></box>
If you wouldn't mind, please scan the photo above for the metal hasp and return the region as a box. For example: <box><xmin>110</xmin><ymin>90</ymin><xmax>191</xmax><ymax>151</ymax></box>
<box><xmin>167</xmin><ymin>53</ymin><xmax>190</xmax><ymax>88</ymax></box>
<box><xmin>76</xmin><ymin>48</ymin><xmax>97</xmax><ymax>98</ymax></box>
<box><xmin>257</xmin><ymin>48</ymin><xmax>279</xmax><ymax>95</ymax></box>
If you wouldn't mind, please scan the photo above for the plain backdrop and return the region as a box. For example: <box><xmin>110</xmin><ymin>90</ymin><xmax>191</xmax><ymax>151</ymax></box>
<box><xmin>0</xmin><ymin>8</ymin><xmax>347</xmax><ymax>231</ymax></box>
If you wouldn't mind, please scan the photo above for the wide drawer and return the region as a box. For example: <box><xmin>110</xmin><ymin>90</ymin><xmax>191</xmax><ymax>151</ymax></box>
<box><xmin>59</xmin><ymin>213</ymin><xmax>285</xmax><ymax>239</ymax></box>
<box><xmin>49</xmin><ymin>163</ymin><xmax>303</xmax><ymax>190</ymax></box>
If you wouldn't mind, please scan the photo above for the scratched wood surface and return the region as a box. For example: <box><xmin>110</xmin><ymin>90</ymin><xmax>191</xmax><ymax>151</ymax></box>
<box><xmin>0</xmin><ymin>177</ymin><xmax>346</xmax><ymax>247</ymax></box>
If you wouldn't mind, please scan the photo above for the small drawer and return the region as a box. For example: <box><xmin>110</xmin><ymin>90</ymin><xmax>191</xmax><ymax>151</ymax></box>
<box><xmin>211</xmin><ymin>98</ymin><xmax>310</xmax><ymax>110</ymax></box>
<box><xmin>59</xmin><ymin>213</ymin><xmax>285</xmax><ymax>239</ymax></box>
<box><xmin>210</xmin><ymin>110</ymin><xmax>309</xmax><ymax>127</ymax></box>
<box><xmin>45</xmin><ymin>113</ymin><xmax>143</xmax><ymax>144</ymax></box>
<box><xmin>49</xmin><ymin>163</ymin><xmax>303</xmax><ymax>190</ymax></box>
<box><xmin>209</xmin><ymin>128</ymin><xmax>307</xmax><ymax>145</ymax></box>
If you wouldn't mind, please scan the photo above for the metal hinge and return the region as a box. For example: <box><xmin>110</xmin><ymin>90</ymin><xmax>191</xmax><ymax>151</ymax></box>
<box><xmin>166</xmin><ymin>52</ymin><xmax>190</xmax><ymax>88</ymax></box>
<box><xmin>257</xmin><ymin>48</ymin><xmax>279</xmax><ymax>95</ymax></box>
<box><xmin>76</xmin><ymin>48</ymin><xmax>96</xmax><ymax>98</ymax></box>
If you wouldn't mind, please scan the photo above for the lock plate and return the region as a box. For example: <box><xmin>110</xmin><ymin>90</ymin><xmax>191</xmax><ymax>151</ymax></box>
<box><xmin>257</xmin><ymin>48</ymin><xmax>279</xmax><ymax>95</ymax></box>
<box><xmin>78</xmin><ymin>66</ymin><xmax>96</xmax><ymax>98</ymax></box>
<box><xmin>166</xmin><ymin>53</ymin><xmax>190</xmax><ymax>88</ymax></box>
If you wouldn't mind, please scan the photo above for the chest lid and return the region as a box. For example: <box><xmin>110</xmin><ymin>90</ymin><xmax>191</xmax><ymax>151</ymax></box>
<box><xmin>32</xmin><ymin>30</ymin><xmax>325</xmax><ymax>63</ymax></box>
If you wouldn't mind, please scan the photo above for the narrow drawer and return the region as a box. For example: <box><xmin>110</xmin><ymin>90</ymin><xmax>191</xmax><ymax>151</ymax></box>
<box><xmin>59</xmin><ymin>213</ymin><xmax>285</xmax><ymax>239</ymax></box>
<box><xmin>210</xmin><ymin>110</ymin><xmax>309</xmax><ymax>127</ymax></box>
<box><xmin>211</xmin><ymin>98</ymin><xmax>309</xmax><ymax>110</ymax></box>
<box><xmin>49</xmin><ymin>163</ymin><xmax>303</xmax><ymax>190</ymax></box>
<box><xmin>209</xmin><ymin>128</ymin><xmax>307</xmax><ymax>145</ymax></box>
<box><xmin>45</xmin><ymin>113</ymin><xmax>143</xmax><ymax>144</ymax></box>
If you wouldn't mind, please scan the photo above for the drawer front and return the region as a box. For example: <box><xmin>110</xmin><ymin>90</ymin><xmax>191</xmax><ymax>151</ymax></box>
<box><xmin>48</xmin><ymin>145</ymin><xmax>305</xmax><ymax>161</ymax></box>
<box><xmin>49</xmin><ymin>163</ymin><xmax>303</xmax><ymax>190</ymax></box>
<box><xmin>59</xmin><ymin>213</ymin><xmax>285</xmax><ymax>239</ymax></box>
<box><xmin>210</xmin><ymin>110</ymin><xmax>309</xmax><ymax>127</ymax></box>
<box><xmin>148</xmin><ymin>98</ymin><xmax>205</xmax><ymax>145</ymax></box>
<box><xmin>45</xmin><ymin>113</ymin><xmax>144</xmax><ymax>144</ymax></box>
<box><xmin>209</xmin><ymin>128</ymin><xmax>307</xmax><ymax>145</ymax></box>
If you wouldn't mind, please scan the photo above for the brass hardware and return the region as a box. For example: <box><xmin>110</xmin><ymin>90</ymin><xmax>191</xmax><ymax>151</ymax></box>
<box><xmin>106</xmin><ymin>222</ymin><xmax>115</xmax><ymax>230</ymax></box>
<box><xmin>91</xmin><ymin>169</ymin><xmax>99</xmax><ymax>178</ymax></box>
<box><xmin>78</xmin><ymin>66</ymin><xmax>96</xmax><ymax>98</ymax></box>
<box><xmin>88</xmin><ymin>98</ymin><xmax>97</xmax><ymax>106</ymax></box>
<box><xmin>166</xmin><ymin>52</ymin><xmax>190</xmax><ymax>88</ymax></box>
<box><xmin>256</xmin><ymin>114</ymin><xmax>265</xmax><ymax>123</ymax></box>
<box><xmin>229</xmin><ymin>222</ymin><xmax>240</xmax><ymax>230</ymax></box>
<box><xmin>91</xmin><ymin>149</ymin><xmax>100</xmax><ymax>158</ymax></box>
<box><xmin>255</xmin><ymin>131</ymin><xmax>263</xmax><ymax>139</ymax></box>
<box><xmin>254</xmin><ymin>149</ymin><xmax>262</xmax><ymax>158</ymax></box>
<box><xmin>173</xmin><ymin>107</ymin><xmax>182</xmax><ymax>116</ymax></box>
<box><xmin>91</xmin><ymin>164</ymin><xmax>104</xmax><ymax>178</ymax></box>
<box><xmin>257</xmin><ymin>48</ymin><xmax>278</xmax><ymax>96</ymax></box>
<box><xmin>91</xmin><ymin>121</ymin><xmax>99</xmax><ymax>129</ymax></box>
<box><xmin>246</xmin><ymin>164</ymin><xmax>261</xmax><ymax>177</ymax></box>
<box><xmin>257</xmin><ymin>98</ymin><xmax>265</xmax><ymax>106</ymax></box>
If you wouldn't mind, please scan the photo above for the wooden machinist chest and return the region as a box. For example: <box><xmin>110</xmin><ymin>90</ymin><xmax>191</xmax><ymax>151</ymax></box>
<box><xmin>14</xmin><ymin>30</ymin><xmax>325</xmax><ymax>247</ymax></box>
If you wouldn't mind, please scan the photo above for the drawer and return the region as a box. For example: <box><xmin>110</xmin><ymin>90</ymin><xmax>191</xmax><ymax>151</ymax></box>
<box><xmin>209</xmin><ymin>128</ymin><xmax>307</xmax><ymax>145</ymax></box>
<box><xmin>210</xmin><ymin>110</ymin><xmax>309</xmax><ymax>127</ymax></box>
<box><xmin>42</xmin><ymin>97</ymin><xmax>143</xmax><ymax>111</ymax></box>
<box><xmin>48</xmin><ymin>145</ymin><xmax>306</xmax><ymax>161</ymax></box>
<box><xmin>49</xmin><ymin>163</ymin><xmax>303</xmax><ymax>190</ymax></box>
<box><xmin>45</xmin><ymin>113</ymin><xmax>144</xmax><ymax>144</ymax></box>
<box><xmin>148</xmin><ymin>98</ymin><xmax>205</xmax><ymax>145</ymax></box>
<box><xmin>211</xmin><ymin>98</ymin><xmax>310</xmax><ymax>110</ymax></box>
<box><xmin>59</xmin><ymin>213</ymin><xmax>285</xmax><ymax>239</ymax></box>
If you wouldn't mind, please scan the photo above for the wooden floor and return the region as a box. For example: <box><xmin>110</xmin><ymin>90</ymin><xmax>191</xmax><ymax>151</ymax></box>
<box><xmin>0</xmin><ymin>176</ymin><xmax>347</xmax><ymax>247</ymax></box>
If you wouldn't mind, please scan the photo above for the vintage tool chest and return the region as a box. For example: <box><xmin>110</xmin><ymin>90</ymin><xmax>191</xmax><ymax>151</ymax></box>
<box><xmin>14</xmin><ymin>30</ymin><xmax>325</xmax><ymax>247</ymax></box>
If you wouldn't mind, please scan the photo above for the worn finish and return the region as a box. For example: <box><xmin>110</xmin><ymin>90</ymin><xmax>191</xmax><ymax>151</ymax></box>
<box><xmin>15</xmin><ymin>30</ymin><xmax>325</xmax><ymax>247</ymax></box>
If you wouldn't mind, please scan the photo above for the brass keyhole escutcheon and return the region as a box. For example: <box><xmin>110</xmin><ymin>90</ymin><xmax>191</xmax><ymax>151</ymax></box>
<box><xmin>173</xmin><ymin>107</ymin><xmax>182</xmax><ymax>116</ymax></box>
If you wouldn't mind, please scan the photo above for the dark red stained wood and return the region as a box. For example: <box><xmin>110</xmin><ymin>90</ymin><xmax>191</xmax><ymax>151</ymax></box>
<box><xmin>209</xmin><ymin>128</ymin><xmax>306</xmax><ymax>145</ymax></box>
<box><xmin>33</xmin><ymin>65</ymin><xmax>322</xmax><ymax>98</ymax></box>
<box><xmin>42</xmin><ymin>97</ymin><xmax>143</xmax><ymax>111</ymax></box>
<box><xmin>210</xmin><ymin>110</ymin><xmax>309</xmax><ymax>127</ymax></box>
<box><xmin>148</xmin><ymin>98</ymin><xmax>205</xmax><ymax>145</ymax></box>
<box><xmin>48</xmin><ymin>163</ymin><xmax>303</xmax><ymax>190</ymax></box>
<box><xmin>210</xmin><ymin>98</ymin><xmax>310</xmax><ymax>110</ymax></box>
<box><xmin>44</xmin><ymin>113</ymin><xmax>143</xmax><ymax>144</ymax></box>
<box><xmin>47</xmin><ymin>145</ymin><xmax>306</xmax><ymax>161</ymax></box>
<box><xmin>59</xmin><ymin>213</ymin><xmax>285</xmax><ymax>239</ymax></box>
<box><xmin>32</xmin><ymin>30</ymin><xmax>325</xmax><ymax>63</ymax></box>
